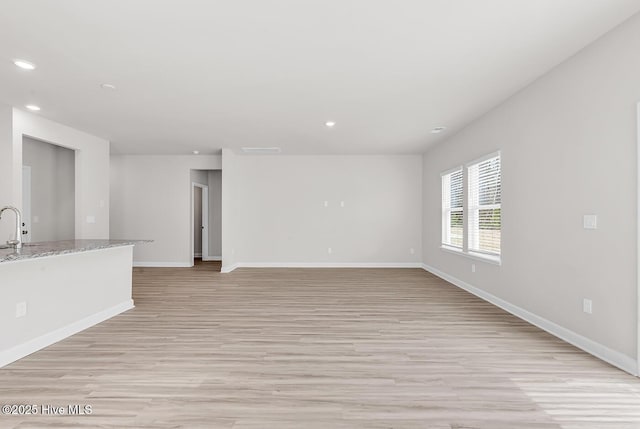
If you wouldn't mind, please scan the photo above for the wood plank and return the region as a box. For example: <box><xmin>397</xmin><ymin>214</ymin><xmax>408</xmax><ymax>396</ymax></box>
<box><xmin>1</xmin><ymin>262</ymin><xmax>640</xmax><ymax>428</ymax></box>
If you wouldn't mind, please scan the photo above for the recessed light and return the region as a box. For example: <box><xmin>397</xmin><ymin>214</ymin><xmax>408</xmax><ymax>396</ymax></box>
<box><xmin>431</xmin><ymin>127</ymin><xmax>446</xmax><ymax>134</ymax></box>
<box><xmin>192</xmin><ymin>150</ymin><xmax>200</xmax><ymax>155</ymax></box>
<box><xmin>325</xmin><ymin>121</ymin><xmax>336</xmax><ymax>128</ymax></box>
<box><xmin>25</xmin><ymin>105</ymin><xmax>41</xmax><ymax>111</ymax></box>
<box><xmin>13</xmin><ymin>59</ymin><xmax>35</xmax><ymax>70</ymax></box>
<box><xmin>100</xmin><ymin>83</ymin><xmax>116</xmax><ymax>90</ymax></box>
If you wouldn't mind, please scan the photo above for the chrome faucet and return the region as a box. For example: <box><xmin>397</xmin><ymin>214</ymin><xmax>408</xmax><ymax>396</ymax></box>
<box><xmin>0</xmin><ymin>206</ymin><xmax>23</xmax><ymax>249</ymax></box>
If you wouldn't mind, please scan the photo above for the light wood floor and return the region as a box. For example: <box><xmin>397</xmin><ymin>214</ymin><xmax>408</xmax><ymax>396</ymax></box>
<box><xmin>2</xmin><ymin>263</ymin><xmax>640</xmax><ymax>428</ymax></box>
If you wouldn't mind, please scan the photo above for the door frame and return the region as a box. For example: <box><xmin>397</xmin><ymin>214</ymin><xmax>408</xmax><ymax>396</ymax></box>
<box><xmin>636</xmin><ymin>102</ymin><xmax>640</xmax><ymax>376</ymax></box>
<box><xmin>22</xmin><ymin>165</ymin><xmax>31</xmax><ymax>243</ymax></box>
<box><xmin>191</xmin><ymin>182</ymin><xmax>209</xmax><ymax>266</ymax></box>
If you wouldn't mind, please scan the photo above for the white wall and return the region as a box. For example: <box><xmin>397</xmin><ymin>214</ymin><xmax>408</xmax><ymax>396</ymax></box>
<box><xmin>221</xmin><ymin>149</ymin><xmax>239</xmax><ymax>269</ymax></box>
<box><xmin>110</xmin><ymin>155</ymin><xmax>222</xmax><ymax>266</ymax></box>
<box><xmin>22</xmin><ymin>136</ymin><xmax>75</xmax><ymax>241</ymax></box>
<box><xmin>0</xmin><ymin>107</ymin><xmax>110</xmax><ymax>241</ymax></box>
<box><xmin>0</xmin><ymin>105</ymin><xmax>16</xmax><ymax>241</ymax></box>
<box><xmin>208</xmin><ymin>170</ymin><xmax>222</xmax><ymax>259</ymax></box>
<box><xmin>221</xmin><ymin>154</ymin><xmax>422</xmax><ymax>271</ymax></box>
<box><xmin>422</xmin><ymin>12</ymin><xmax>640</xmax><ymax>370</ymax></box>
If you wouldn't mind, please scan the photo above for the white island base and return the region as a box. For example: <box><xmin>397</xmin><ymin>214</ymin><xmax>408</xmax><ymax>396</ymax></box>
<box><xmin>0</xmin><ymin>242</ymin><xmax>137</xmax><ymax>367</ymax></box>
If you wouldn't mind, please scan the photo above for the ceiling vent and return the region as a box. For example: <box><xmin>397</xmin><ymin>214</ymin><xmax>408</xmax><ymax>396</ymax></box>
<box><xmin>241</xmin><ymin>147</ymin><xmax>281</xmax><ymax>154</ymax></box>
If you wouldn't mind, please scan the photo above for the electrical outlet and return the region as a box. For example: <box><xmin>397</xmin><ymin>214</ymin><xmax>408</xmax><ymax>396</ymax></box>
<box><xmin>327</xmin><ymin>247</ymin><xmax>332</xmax><ymax>254</ymax></box>
<box><xmin>583</xmin><ymin>298</ymin><xmax>593</xmax><ymax>314</ymax></box>
<box><xmin>409</xmin><ymin>248</ymin><xmax>415</xmax><ymax>255</ymax></box>
<box><xmin>15</xmin><ymin>302</ymin><xmax>27</xmax><ymax>318</ymax></box>
<box><xmin>340</xmin><ymin>201</ymin><xmax>345</xmax><ymax>208</ymax></box>
<box><xmin>323</xmin><ymin>201</ymin><xmax>329</xmax><ymax>207</ymax></box>
<box><xmin>471</xmin><ymin>264</ymin><xmax>476</xmax><ymax>273</ymax></box>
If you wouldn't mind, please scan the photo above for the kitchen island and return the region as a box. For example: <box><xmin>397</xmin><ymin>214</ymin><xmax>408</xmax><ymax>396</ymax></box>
<box><xmin>0</xmin><ymin>239</ymin><xmax>146</xmax><ymax>367</ymax></box>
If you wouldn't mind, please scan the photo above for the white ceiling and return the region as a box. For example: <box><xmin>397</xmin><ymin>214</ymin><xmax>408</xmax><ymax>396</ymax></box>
<box><xmin>0</xmin><ymin>1</ymin><xmax>639</xmax><ymax>155</ymax></box>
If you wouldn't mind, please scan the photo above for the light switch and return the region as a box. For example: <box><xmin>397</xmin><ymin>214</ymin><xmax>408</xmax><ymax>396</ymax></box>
<box><xmin>16</xmin><ymin>302</ymin><xmax>27</xmax><ymax>318</ymax></box>
<box><xmin>583</xmin><ymin>214</ymin><xmax>597</xmax><ymax>230</ymax></box>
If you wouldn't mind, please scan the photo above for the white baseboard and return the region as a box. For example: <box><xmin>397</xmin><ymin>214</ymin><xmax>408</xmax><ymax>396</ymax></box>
<box><xmin>221</xmin><ymin>262</ymin><xmax>422</xmax><ymax>273</ymax></box>
<box><xmin>203</xmin><ymin>256</ymin><xmax>222</xmax><ymax>261</ymax></box>
<box><xmin>421</xmin><ymin>263</ymin><xmax>638</xmax><ymax>376</ymax></box>
<box><xmin>133</xmin><ymin>261</ymin><xmax>192</xmax><ymax>267</ymax></box>
<box><xmin>221</xmin><ymin>263</ymin><xmax>240</xmax><ymax>273</ymax></box>
<box><xmin>0</xmin><ymin>300</ymin><xmax>134</xmax><ymax>368</ymax></box>
<box><xmin>241</xmin><ymin>262</ymin><xmax>423</xmax><ymax>268</ymax></box>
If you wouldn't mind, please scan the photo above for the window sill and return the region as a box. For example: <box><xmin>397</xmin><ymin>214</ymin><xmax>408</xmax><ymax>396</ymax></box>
<box><xmin>440</xmin><ymin>245</ymin><xmax>502</xmax><ymax>266</ymax></box>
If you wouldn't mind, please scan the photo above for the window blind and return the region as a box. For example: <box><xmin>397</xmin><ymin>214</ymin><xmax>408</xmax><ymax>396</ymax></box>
<box><xmin>442</xmin><ymin>168</ymin><xmax>463</xmax><ymax>248</ymax></box>
<box><xmin>468</xmin><ymin>154</ymin><xmax>501</xmax><ymax>255</ymax></box>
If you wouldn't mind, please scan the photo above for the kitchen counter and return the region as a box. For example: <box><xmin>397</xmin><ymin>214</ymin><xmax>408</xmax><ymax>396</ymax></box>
<box><xmin>0</xmin><ymin>239</ymin><xmax>150</xmax><ymax>263</ymax></box>
<box><xmin>0</xmin><ymin>239</ymin><xmax>147</xmax><ymax>368</ymax></box>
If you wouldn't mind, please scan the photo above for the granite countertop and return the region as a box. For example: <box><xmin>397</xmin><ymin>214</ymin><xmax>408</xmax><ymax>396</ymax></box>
<box><xmin>0</xmin><ymin>239</ymin><xmax>150</xmax><ymax>263</ymax></box>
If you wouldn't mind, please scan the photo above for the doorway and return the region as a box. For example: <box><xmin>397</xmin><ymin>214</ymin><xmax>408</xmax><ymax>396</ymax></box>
<box><xmin>22</xmin><ymin>166</ymin><xmax>31</xmax><ymax>243</ymax></box>
<box><xmin>637</xmin><ymin>102</ymin><xmax>640</xmax><ymax>376</ymax></box>
<box><xmin>191</xmin><ymin>169</ymin><xmax>222</xmax><ymax>270</ymax></box>
<box><xmin>22</xmin><ymin>136</ymin><xmax>75</xmax><ymax>242</ymax></box>
<box><xmin>192</xmin><ymin>182</ymin><xmax>209</xmax><ymax>263</ymax></box>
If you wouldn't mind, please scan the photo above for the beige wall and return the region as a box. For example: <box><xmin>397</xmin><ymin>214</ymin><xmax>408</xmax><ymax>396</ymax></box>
<box><xmin>110</xmin><ymin>155</ymin><xmax>222</xmax><ymax>266</ymax></box>
<box><xmin>208</xmin><ymin>170</ymin><xmax>222</xmax><ymax>259</ymax></box>
<box><xmin>221</xmin><ymin>149</ymin><xmax>239</xmax><ymax>269</ymax></box>
<box><xmin>0</xmin><ymin>105</ymin><xmax>16</xmax><ymax>241</ymax></box>
<box><xmin>422</xmin><ymin>12</ymin><xmax>640</xmax><ymax>366</ymax></box>
<box><xmin>221</xmin><ymin>153</ymin><xmax>422</xmax><ymax>271</ymax></box>
<box><xmin>0</xmin><ymin>107</ymin><xmax>110</xmax><ymax>242</ymax></box>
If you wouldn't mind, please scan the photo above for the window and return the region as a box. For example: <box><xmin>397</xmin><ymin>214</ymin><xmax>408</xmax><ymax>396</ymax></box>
<box><xmin>440</xmin><ymin>151</ymin><xmax>502</xmax><ymax>263</ymax></box>
<box><xmin>441</xmin><ymin>167</ymin><xmax>463</xmax><ymax>249</ymax></box>
<box><xmin>468</xmin><ymin>153</ymin><xmax>501</xmax><ymax>256</ymax></box>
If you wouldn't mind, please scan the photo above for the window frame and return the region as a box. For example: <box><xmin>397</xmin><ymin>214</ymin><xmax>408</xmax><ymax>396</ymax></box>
<box><xmin>466</xmin><ymin>151</ymin><xmax>502</xmax><ymax>260</ymax></box>
<box><xmin>441</xmin><ymin>166</ymin><xmax>464</xmax><ymax>251</ymax></box>
<box><xmin>440</xmin><ymin>151</ymin><xmax>502</xmax><ymax>265</ymax></box>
